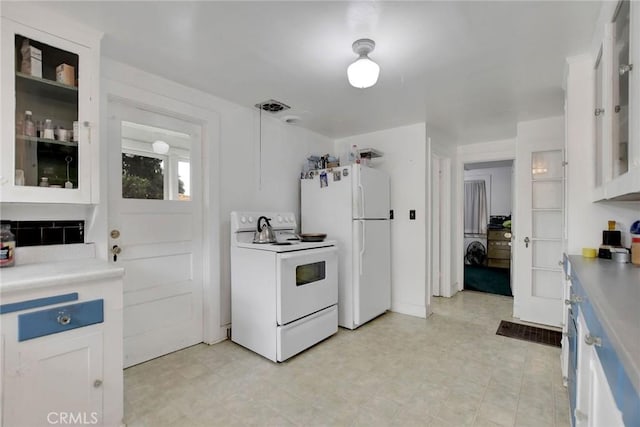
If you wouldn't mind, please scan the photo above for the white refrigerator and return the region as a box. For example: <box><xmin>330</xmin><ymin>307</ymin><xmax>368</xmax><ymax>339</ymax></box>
<box><xmin>301</xmin><ymin>164</ymin><xmax>390</xmax><ymax>329</ymax></box>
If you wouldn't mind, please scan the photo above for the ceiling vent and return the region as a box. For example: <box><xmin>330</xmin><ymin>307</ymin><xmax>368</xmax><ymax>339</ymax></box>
<box><xmin>255</xmin><ymin>99</ymin><xmax>291</xmax><ymax>113</ymax></box>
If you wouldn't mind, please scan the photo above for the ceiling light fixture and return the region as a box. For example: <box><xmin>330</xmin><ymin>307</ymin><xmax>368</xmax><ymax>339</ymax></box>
<box><xmin>347</xmin><ymin>38</ymin><xmax>380</xmax><ymax>89</ymax></box>
<box><xmin>152</xmin><ymin>140</ymin><xmax>170</xmax><ymax>155</ymax></box>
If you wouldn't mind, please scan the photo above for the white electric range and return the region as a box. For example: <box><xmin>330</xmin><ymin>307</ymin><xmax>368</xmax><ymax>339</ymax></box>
<box><xmin>230</xmin><ymin>211</ymin><xmax>338</xmax><ymax>362</ymax></box>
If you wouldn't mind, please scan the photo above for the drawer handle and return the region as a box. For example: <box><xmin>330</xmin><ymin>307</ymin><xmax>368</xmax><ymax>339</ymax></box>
<box><xmin>94</xmin><ymin>379</ymin><xmax>103</xmax><ymax>388</ymax></box>
<box><xmin>584</xmin><ymin>334</ymin><xmax>602</xmax><ymax>347</ymax></box>
<box><xmin>57</xmin><ymin>312</ymin><xmax>72</xmax><ymax>325</ymax></box>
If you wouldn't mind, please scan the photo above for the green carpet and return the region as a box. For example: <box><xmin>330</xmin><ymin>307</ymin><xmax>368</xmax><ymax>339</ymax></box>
<box><xmin>464</xmin><ymin>265</ymin><xmax>512</xmax><ymax>297</ymax></box>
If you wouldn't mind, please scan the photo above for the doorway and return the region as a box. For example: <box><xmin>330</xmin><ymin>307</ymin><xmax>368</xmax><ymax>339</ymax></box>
<box><xmin>108</xmin><ymin>100</ymin><xmax>204</xmax><ymax>367</ymax></box>
<box><xmin>462</xmin><ymin>160</ymin><xmax>514</xmax><ymax>297</ymax></box>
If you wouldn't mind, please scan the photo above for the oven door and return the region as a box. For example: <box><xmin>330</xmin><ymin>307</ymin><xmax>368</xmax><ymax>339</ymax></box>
<box><xmin>276</xmin><ymin>246</ymin><xmax>338</xmax><ymax>325</ymax></box>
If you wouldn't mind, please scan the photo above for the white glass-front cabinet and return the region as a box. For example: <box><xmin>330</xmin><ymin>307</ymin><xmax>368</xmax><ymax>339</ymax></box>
<box><xmin>0</xmin><ymin>9</ymin><xmax>101</xmax><ymax>203</ymax></box>
<box><xmin>592</xmin><ymin>0</ymin><xmax>640</xmax><ymax>201</ymax></box>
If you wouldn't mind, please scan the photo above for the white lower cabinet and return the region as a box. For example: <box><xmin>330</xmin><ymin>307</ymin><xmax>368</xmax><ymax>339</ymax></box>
<box><xmin>574</xmin><ymin>307</ymin><xmax>624</xmax><ymax>427</ymax></box>
<box><xmin>0</xmin><ymin>264</ymin><xmax>123</xmax><ymax>427</ymax></box>
<box><xmin>4</xmin><ymin>329</ymin><xmax>104</xmax><ymax>426</ymax></box>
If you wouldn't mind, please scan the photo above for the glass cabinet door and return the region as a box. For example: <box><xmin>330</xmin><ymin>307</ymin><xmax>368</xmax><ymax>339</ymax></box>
<box><xmin>612</xmin><ymin>0</ymin><xmax>631</xmax><ymax>178</ymax></box>
<box><xmin>594</xmin><ymin>46</ymin><xmax>604</xmax><ymax>187</ymax></box>
<box><xmin>14</xmin><ymin>34</ymin><xmax>79</xmax><ymax>189</ymax></box>
<box><xmin>1</xmin><ymin>16</ymin><xmax>96</xmax><ymax>204</ymax></box>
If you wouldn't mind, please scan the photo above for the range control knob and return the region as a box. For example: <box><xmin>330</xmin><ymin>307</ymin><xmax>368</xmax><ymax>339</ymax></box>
<box><xmin>277</xmin><ymin>216</ymin><xmax>283</xmax><ymax>223</ymax></box>
<box><xmin>248</xmin><ymin>216</ymin><xmax>254</xmax><ymax>223</ymax></box>
<box><xmin>240</xmin><ymin>216</ymin><xmax>247</xmax><ymax>224</ymax></box>
<box><xmin>289</xmin><ymin>216</ymin><xmax>295</xmax><ymax>223</ymax></box>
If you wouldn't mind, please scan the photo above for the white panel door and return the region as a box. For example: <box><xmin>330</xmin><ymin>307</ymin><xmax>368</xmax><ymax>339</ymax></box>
<box><xmin>354</xmin><ymin>165</ymin><xmax>390</xmax><ymax>219</ymax></box>
<box><xmin>515</xmin><ymin>143</ymin><xmax>565</xmax><ymax>327</ymax></box>
<box><xmin>108</xmin><ymin>101</ymin><xmax>203</xmax><ymax>367</ymax></box>
<box><xmin>353</xmin><ymin>219</ymin><xmax>391</xmax><ymax>326</ymax></box>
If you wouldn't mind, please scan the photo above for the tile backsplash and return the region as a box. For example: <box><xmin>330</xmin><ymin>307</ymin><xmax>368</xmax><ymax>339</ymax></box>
<box><xmin>9</xmin><ymin>220</ymin><xmax>84</xmax><ymax>247</ymax></box>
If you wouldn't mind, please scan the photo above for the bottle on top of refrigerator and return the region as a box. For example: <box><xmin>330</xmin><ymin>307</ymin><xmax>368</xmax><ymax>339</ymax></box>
<box><xmin>349</xmin><ymin>145</ymin><xmax>360</xmax><ymax>164</ymax></box>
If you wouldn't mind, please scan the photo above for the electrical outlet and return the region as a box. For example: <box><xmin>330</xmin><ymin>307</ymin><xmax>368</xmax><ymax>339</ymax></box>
<box><xmin>389</xmin><ymin>209</ymin><xmax>394</xmax><ymax>220</ymax></box>
<box><xmin>409</xmin><ymin>210</ymin><xmax>416</xmax><ymax>220</ymax></box>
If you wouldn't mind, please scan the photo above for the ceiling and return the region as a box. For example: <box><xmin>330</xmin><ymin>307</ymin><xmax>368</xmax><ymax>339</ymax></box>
<box><xmin>33</xmin><ymin>1</ymin><xmax>601</xmax><ymax>143</ymax></box>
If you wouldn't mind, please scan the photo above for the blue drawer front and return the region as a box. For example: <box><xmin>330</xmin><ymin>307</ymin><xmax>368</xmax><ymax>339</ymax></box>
<box><xmin>0</xmin><ymin>293</ymin><xmax>79</xmax><ymax>315</ymax></box>
<box><xmin>18</xmin><ymin>299</ymin><xmax>104</xmax><ymax>342</ymax></box>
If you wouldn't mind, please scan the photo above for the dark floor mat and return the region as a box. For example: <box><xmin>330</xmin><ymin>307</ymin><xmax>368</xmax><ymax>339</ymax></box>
<box><xmin>464</xmin><ymin>265</ymin><xmax>512</xmax><ymax>296</ymax></box>
<box><xmin>496</xmin><ymin>320</ymin><xmax>561</xmax><ymax>347</ymax></box>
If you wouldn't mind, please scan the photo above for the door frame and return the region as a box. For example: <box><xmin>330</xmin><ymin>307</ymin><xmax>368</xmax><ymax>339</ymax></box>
<box><xmin>101</xmin><ymin>77</ymin><xmax>223</xmax><ymax>345</ymax></box>
<box><xmin>430</xmin><ymin>154</ymin><xmax>452</xmax><ymax>297</ymax></box>
<box><xmin>455</xmin><ymin>140</ymin><xmax>517</xmax><ymax>299</ymax></box>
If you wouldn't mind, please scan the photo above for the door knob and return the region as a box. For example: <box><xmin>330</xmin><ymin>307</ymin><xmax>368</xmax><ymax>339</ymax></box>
<box><xmin>524</xmin><ymin>237</ymin><xmax>530</xmax><ymax>248</ymax></box>
<box><xmin>111</xmin><ymin>245</ymin><xmax>122</xmax><ymax>262</ymax></box>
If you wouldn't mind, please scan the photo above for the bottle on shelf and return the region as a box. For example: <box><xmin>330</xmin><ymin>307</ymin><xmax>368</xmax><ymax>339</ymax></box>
<box><xmin>24</xmin><ymin>110</ymin><xmax>35</xmax><ymax>137</ymax></box>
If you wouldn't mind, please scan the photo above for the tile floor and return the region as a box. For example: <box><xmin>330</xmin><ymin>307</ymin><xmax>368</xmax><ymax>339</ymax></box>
<box><xmin>124</xmin><ymin>291</ymin><xmax>570</xmax><ymax>426</ymax></box>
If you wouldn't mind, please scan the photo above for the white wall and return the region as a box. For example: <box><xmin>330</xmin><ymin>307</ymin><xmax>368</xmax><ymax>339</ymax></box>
<box><xmin>464</xmin><ymin>166</ymin><xmax>512</xmax><ymax>217</ymax></box>
<box><xmin>335</xmin><ymin>123</ymin><xmax>428</xmax><ymax>318</ymax></box>
<box><xmin>565</xmin><ymin>55</ymin><xmax>640</xmax><ymax>253</ymax></box>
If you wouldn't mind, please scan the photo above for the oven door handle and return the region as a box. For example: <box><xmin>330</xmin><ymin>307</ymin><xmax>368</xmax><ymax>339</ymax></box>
<box><xmin>277</xmin><ymin>246</ymin><xmax>337</xmax><ymax>260</ymax></box>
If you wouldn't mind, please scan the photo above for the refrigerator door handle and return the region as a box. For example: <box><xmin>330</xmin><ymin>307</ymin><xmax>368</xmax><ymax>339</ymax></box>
<box><xmin>359</xmin><ymin>221</ymin><xmax>366</xmax><ymax>275</ymax></box>
<box><xmin>358</xmin><ymin>183</ymin><xmax>365</xmax><ymax>218</ymax></box>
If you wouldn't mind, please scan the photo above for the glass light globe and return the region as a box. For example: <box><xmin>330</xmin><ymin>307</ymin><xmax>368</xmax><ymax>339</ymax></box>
<box><xmin>347</xmin><ymin>56</ymin><xmax>380</xmax><ymax>88</ymax></box>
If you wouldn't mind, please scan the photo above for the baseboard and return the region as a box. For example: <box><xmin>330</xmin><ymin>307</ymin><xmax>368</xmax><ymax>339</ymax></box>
<box><xmin>203</xmin><ymin>325</ymin><xmax>228</xmax><ymax>345</ymax></box>
<box><xmin>390</xmin><ymin>302</ymin><xmax>427</xmax><ymax>318</ymax></box>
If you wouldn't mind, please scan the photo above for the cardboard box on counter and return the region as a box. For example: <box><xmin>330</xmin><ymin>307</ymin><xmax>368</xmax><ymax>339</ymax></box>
<box><xmin>56</xmin><ymin>64</ymin><xmax>75</xmax><ymax>86</ymax></box>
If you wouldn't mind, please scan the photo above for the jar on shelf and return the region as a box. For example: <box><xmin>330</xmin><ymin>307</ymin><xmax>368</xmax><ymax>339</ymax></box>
<box><xmin>0</xmin><ymin>221</ymin><xmax>16</xmax><ymax>268</ymax></box>
<box><xmin>24</xmin><ymin>110</ymin><xmax>35</xmax><ymax>137</ymax></box>
<box><xmin>43</xmin><ymin>119</ymin><xmax>54</xmax><ymax>140</ymax></box>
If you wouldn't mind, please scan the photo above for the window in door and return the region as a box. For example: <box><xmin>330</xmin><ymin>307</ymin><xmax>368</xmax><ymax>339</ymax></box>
<box><xmin>120</xmin><ymin>121</ymin><xmax>191</xmax><ymax>201</ymax></box>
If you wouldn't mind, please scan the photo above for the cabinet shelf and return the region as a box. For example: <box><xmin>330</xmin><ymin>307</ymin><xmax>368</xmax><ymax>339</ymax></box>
<box><xmin>16</xmin><ymin>135</ymin><xmax>78</xmax><ymax>148</ymax></box>
<box><xmin>15</xmin><ymin>71</ymin><xmax>78</xmax><ymax>104</ymax></box>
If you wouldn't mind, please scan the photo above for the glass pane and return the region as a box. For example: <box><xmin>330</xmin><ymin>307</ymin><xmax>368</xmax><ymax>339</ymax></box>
<box><xmin>121</xmin><ymin>121</ymin><xmax>191</xmax><ymax>201</ymax></box>
<box><xmin>595</xmin><ymin>49</ymin><xmax>603</xmax><ymax>187</ymax></box>
<box><xmin>122</xmin><ymin>153</ymin><xmax>165</xmax><ymax>200</ymax></box>
<box><xmin>533</xmin><ymin>211</ymin><xmax>562</xmax><ymax>239</ymax></box>
<box><xmin>531</xmin><ymin>150</ymin><xmax>563</xmax><ymax>179</ymax></box>
<box><xmin>178</xmin><ymin>161</ymin><xmax>191</xmax><ymax>201</ymax></box>
<box><xmin>532</xmin><ymin>269</ymin><xmax>563</xmax><ymax>299</ymax></box>
<box><xmin>296</xmin><ymin>261</ymin><xmax>326</xmax><ymax>286</ymax></box>
<box><xmin>533</xmin><ymin>241</ymin><xmax>562</xmax><ymax>269</ymax></box>
<box><xmin>14</xmin><ymin>34</ymin><xmax>79</xmax><ymax>188</ymax></box>
<box><xmin>613</xmin><ymin>0</ymin><xmax>630</xmax><ymax>177</ymax></box>
<box><xmin>532</xmin><ymin>181</ymin><xmax>562</xmax><ymax>209</ymax></box>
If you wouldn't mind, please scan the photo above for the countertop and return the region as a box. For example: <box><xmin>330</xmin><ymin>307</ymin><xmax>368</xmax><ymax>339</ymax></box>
<box><xmin>568</xmin><ymin>255</ymin><xmax>640</xmax><ymax>393</ymax></box>
<box><xmin>0</xmin><ymin>258</ymin><xmax>124</xmax><ymax>295</ymax></box>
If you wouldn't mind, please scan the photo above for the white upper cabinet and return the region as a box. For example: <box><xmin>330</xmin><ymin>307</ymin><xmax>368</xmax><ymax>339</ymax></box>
<box><xmin>593</xmin><ymin>0</ymin><xmax>640</xmax><ymax>201</ymax></box>
<box><xmin>0</xmin><ymin>5</ymin><xmax>101</xmax><ymax>203</ymax></box>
